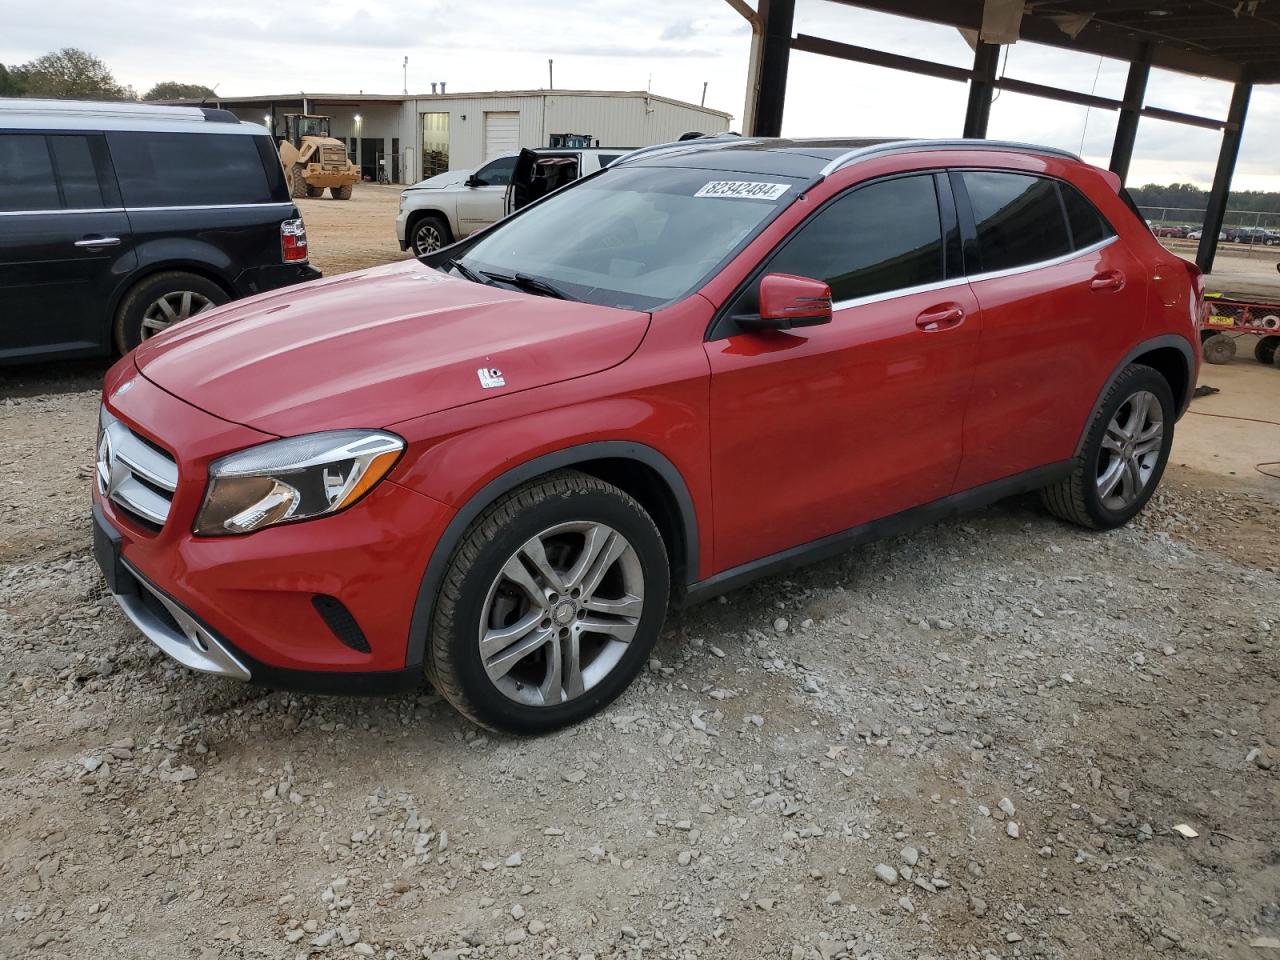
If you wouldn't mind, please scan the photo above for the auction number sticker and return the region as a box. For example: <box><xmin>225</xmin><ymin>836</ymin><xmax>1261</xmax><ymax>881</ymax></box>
<box><xmin>694</xmin><ymin>180</ymin><xmax>790</xmax><ymax>201</ymax></box>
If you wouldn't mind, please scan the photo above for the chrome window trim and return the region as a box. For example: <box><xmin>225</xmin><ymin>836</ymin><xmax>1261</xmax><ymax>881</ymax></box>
<box><xmin>829</xmin><ymin>235</ymin><xmax>1118</xmax><ymax>312</ymax></box>
<box><xmin>0</xmin><ymin>201</ymin><xmax>292</xmax><ymax>216</ymax></box>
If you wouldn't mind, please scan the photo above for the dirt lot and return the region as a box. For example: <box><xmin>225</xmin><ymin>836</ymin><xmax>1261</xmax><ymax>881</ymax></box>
<box><xmin>1</xmin><ymin>187</ymin><xmax>1278</xmax><ymax>960</ymax></box>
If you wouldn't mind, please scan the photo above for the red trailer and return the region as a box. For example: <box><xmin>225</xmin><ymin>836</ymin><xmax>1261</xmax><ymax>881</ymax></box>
<box><xmin>1200</xmin><ymin>294</ymin><xmax>1280</xmax><ymax>365</ymax></box>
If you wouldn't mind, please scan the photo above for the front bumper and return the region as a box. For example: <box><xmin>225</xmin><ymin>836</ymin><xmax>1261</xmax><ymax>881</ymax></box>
<box><xmin>394</xmin><ymin>208</ymin><xmax>410</xmax><ymax>249</ymax></box>
<box><xmin>93</xmin><ymin>364</ymin><xmax>454</xmax><ymax>694</ymax></box>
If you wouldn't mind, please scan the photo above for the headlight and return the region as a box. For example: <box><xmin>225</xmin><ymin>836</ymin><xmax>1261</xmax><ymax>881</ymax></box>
<box><xmin>194</xmin><ymin>430</ymin><xmax>404</xmax><ymax>536</ymax></box>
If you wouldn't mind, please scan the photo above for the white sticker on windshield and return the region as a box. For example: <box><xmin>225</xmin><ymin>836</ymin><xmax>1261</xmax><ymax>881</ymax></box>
<box><xmin>694</xmin><ymin>180</ymin><xmax>790</xmax><ymax>201</ymax></box>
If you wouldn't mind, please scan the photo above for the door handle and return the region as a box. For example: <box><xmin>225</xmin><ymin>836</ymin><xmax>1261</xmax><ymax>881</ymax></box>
<box><xmin>1090</xmin><ymin>270</ymin><xmax>1125</xmax><ymax>292</ymax></box>
<box><xmin>915</xmin><ymin>303</ymin><xmax>965</xmax><ymax>332</ymax></box>
<box><xmin>75</xmin><ymin>236</ymin><xmax>121</xmax><ymax>249</ymax></box>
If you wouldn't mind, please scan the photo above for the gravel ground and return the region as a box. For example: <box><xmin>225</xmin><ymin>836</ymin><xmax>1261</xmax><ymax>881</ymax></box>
<box><xmin>1</xmin><ymin>195</ymin><xmax>1277</xmax><ymax>959</ymax></box>
<box><xmin>0</xmin><ymin>376</ymin><xmax>1277</xmax><ymax>960</ymax></box>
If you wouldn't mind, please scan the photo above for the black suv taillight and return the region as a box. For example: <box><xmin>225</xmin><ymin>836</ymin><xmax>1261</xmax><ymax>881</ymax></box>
<box><xmin>281</xmin><ymin>218</ymin><xmax>308</xmax><ymax>263</ymax></box>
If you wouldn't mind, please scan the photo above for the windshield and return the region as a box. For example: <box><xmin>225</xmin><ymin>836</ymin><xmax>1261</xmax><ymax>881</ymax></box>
<box><xmin>458</xmin><ymin>166</ymin><xmax>803</xmax><ymax>310</ymax></box>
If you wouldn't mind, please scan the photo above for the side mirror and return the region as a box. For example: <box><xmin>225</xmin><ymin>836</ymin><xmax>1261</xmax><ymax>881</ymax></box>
<box><xmin>464</xmin><ymin>175</ymin><xmax>482</xmax><ymax>188</ymax></box>
<box><xmin>739</xmin><ymin>273</ymin><xmax>833</xmax><ymax>331</ymax></box>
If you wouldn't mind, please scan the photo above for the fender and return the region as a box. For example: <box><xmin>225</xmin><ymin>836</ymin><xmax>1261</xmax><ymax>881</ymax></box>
<box><xmin>403</xmin><ymin>441</ymin><xmax>699</xmax><ymax>670</ymax></box>
<box><xmin>1074</xmin><ymin>333</ymin><xmax>1196</xmax><ymax>456</ymax></box>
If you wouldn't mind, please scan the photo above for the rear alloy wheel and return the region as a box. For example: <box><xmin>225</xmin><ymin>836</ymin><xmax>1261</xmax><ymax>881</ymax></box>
<box><xmin>114</xmin><ymin>271</ymin><xmax>228</xmax><ymax>354</ymax></box>
<box><xmin>1040</xmin><ymin>364</ymin><xmax>1174</xmax><ymax>530</ymax></box>
<box><xmin>411</xmin><ymin>216</ymin><xmax>451</xmax><ymax>259</ymax></box>
<box><xmin>428</xmin><ymin>471</ymin><xmax>669</xmax><ymax>733</ymax></box>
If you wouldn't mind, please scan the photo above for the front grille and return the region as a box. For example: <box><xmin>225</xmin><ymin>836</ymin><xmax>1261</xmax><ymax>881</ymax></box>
<box><xmin>97</xmin><ymin>408</ymin><xmax>178</xmax><ymax>529</ymax></box>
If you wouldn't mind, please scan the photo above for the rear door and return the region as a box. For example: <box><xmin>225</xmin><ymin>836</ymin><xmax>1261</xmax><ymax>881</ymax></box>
<box><xmin>0</xmin><ymin>132</ymin><xmax>135</xmax><ymax>361</ymax></box>
<box><xmin>951</xmin><ymin>170</ymin><xmax>1150</xmax><ymax>490</ymax></box>
<box><xmin>107</xmin><ymin>130</ymin><xmax>293</xmax><ymax>295</ymax></box>
<box><xmin>705</xmin><ymin>172</ymin><xmax>980</xmax><ymax>570</ymax></box>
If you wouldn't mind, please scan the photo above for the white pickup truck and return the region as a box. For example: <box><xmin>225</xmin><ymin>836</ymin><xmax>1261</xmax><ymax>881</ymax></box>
<box><xmin>396</xmin><ymin>147</ymin><xmax>628</xmax><ymax>258</ymax></box>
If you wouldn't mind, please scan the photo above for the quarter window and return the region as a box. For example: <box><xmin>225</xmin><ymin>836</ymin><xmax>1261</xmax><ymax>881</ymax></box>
<box><xmin>1060</xmin><ymin>182</ymin><xmax>1114</xmax><ymax>249</ymax></box>
<box><xmin>0</xmin><ymin>135</ymin><xmax>59</xmax><ymax>212</ymax></box>
<box><xmin>766</xmin><ymin>174</ymin><xmax>944</xmax><ymax>302</ymax></box>
<box><xmin>961</xmin><ymin>171</ymin><xmax>1071</xmax><ymax>273</ymax></box>
<box><xmin>107</xmin><ymin>131</ymin><xmax>273</xmax><ymax>207</ymax></box>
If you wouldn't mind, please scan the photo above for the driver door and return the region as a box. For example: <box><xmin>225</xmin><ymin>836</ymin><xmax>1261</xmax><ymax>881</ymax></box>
<box><xmin>457</xmin><ymin>155</ymin><xmax>517</xmax><ymax>235</ymax></box>
<box><xmin>704</xmin><ymin>172</ymin><xmax>980</xmax><ymax>571</ymax></box>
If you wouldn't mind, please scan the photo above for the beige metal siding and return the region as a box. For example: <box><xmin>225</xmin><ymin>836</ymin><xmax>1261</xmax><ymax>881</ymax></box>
<box><xmin>543</xmin><ymin>94</ymin><xmax>731</xmax><ymax>148</ymax></box>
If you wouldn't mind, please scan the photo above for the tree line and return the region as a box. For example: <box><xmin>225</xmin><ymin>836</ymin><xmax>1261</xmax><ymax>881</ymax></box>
<box><xmin>0</xmin><ymin>48</ymin><xmax>214</xmax><ymax>103</ymax></box>
<box><xmin>1127</xmin><ymin>181</ymin><xmax>1280</xmax><ymax>214</ymax></box>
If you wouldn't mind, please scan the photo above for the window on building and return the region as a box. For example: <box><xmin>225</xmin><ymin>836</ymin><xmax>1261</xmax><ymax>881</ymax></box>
<box><xmin>421</xmin><ymin>112</ymin><xmax>449</xmax><ymax>179</ymax></box>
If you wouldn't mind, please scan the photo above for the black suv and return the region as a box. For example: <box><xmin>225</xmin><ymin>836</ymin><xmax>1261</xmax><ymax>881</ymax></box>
<box><xmin>0</xmin><ymin>98</ymin><xmax>320</xmax><ymax>364</ymax></box>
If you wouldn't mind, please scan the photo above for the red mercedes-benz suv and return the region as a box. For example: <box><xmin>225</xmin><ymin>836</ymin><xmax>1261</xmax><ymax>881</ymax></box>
<box><xmin>93</xmin><ymin>137</ymin><xmax>1202</xmax><ymax>732</ymax></box>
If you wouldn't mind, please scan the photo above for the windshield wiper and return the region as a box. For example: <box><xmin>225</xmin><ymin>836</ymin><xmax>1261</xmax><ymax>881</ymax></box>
<box><xmin>443</xmin><ymin>258</ymin><xmax>489</xmax><ymax>285</ymax></box>
<box><xmin>480</xmin><ymin>270</ymin><xmax>579</xmax><ymax>302</ymax></box>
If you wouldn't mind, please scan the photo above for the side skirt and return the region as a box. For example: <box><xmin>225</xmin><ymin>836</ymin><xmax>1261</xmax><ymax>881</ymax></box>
<box><xmin>680</xmin><ymin>461</ymin><xmax>1072</xmax><ymax>606</ymax></box>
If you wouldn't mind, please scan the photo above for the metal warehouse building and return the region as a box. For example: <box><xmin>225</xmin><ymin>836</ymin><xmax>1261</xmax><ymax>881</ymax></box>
<box><xmin>168</xmin><ymin>89</ymin><xmax>732</xmax><ymax>185</ymax></box>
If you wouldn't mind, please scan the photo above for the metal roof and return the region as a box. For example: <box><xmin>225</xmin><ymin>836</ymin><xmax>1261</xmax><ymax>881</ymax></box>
<box><xmin>836</xmin><ymin>0</ymin><xmax>1280</xmax><ymax>83</ymax></box>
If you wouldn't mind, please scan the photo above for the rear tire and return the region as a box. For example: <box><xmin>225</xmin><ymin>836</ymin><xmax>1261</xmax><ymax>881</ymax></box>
<box><xmin>427</xmin><ymin>470</ymin><xmax>670</xmax><ymax>734</ymax></box>
<box><xmin>290</xmin><ymin>163</ymin><xmax>310</xmax><ymax>199</ymax></box>
<box><xmin>330</xmin><ymin>183</ymin><xmax>353</xmax><ymax>200</ymax></box>
<box><xmin>411</xmin><ymin>214</ymin><xmax>452</xmax><ymax>259</ymax></box>
<box><xmin>1040</xmin><ymin>364</ymin><xmax>1174</xmax><ymax>530</ymax></box>
<box><xmin>113</xmin><ymin>271</ymin><xmax>228</xmax><ymax>355</ymax></box>
<box><xmin>1255</xmin><ymin>335</ymin><xmax>1280</xmax><ymax>366</ymax></box>
<box><xmin>1202</xmin><ymin>333</ymin><xmax>1237</xmax><ymax>364</ymax></box>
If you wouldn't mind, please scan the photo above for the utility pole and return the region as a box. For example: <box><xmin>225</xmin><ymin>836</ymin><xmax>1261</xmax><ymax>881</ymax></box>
<box><xmin>548</xmin><ymin>59</ymin><xmax>554</xmax><ymax>89</ymax></box>
<box><xmin>701</xmin><ymin>81</ymin><xmax>708</xmax><ymax>106</ymax></box>
<box><xmin>402</xmin><ymin>56</ymin><xmax>408</xmax><ymax>95</ymax></box>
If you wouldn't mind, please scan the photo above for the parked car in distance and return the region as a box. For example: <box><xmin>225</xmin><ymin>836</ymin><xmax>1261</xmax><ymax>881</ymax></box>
<box><xmin>396</xmin><ymin>147</ymin><xmax>628</xmax><ymax>257</ymax></box>
<box><xmin>0</xmin><ymin>98</ymin><xmax>320</xmax><ymax>364</ymax></box>
<box><xmin>95</xmin><ymin>136</ymin><xmax>1201</xmax><ymax>733</ymax></box>
<box><xmin>1225</xmin><ymin>226</ymin><xmax>1280</xmax><ymax>245</ymax></box>
<box><xmin>1151</xmin><ymin>224</ymin><xmax>1189</xmax><ymax>238</ymax></box>
<box><xmin>1185</xmin><ymin>228</ymin><xmax>1225</xmax><ymax>241</ymax></box>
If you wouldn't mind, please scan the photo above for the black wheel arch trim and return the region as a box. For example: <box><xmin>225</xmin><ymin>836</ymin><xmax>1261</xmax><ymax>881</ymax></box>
<box><xmin>1075</xmin><ymin>334</ymin><xmax>1195</xmax><ymax>457</ymax></box>
<box><xmin>403</xmin><ymin>441</ymin><xmax>700</xmax><ymax>670</ymax></box>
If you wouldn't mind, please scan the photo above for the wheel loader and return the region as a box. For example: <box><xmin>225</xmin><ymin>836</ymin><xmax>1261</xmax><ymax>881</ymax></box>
<box><xmin>278</xmin><ymin>114</ymin><xmax>359</xmax><ymax>200</ymax></box>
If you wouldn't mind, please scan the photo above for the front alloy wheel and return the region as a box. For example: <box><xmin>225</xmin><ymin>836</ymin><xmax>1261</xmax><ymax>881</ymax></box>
<box><xmin>480</xmin><ymin>521</ymin><xmax>644</xmax><ymax>707</ymax></box>
<box><xmin>412</xmin><ymin>218</ymin><xmax>447</xmax><ymax>257</ymax></box>
<box><xmin>427</xmin><ymin>471</ymin><xmax>669</xmax><ymax>733</ymax></box>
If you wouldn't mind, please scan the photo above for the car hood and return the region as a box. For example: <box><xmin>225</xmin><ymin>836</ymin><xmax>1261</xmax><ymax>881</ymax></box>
<box><xmin>407</xmin><ymin>170</ymin><xmax>470</xmax><ymax>190</ymax></box>
<box><xmin>133</xmin><ymin>261</ymin><xmax>651</xmax><ymax>436</ymax></box>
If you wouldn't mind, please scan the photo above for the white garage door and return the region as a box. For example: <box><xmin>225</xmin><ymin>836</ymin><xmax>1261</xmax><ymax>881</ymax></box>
<box><xmin>484</xmin><ymin>112</ymin><xmax>521</xmax><ymax>161</ymax></box>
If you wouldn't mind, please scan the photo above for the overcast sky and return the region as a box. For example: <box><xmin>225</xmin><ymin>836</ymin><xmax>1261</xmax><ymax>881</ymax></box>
<box><xmin>7</xmin><ymin>0</ymin><xmax>1279</xmax><ymax>193</ymax></box>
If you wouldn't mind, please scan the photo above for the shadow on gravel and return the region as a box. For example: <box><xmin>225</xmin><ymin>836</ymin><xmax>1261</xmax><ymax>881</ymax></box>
<box><xmin>0</xmin><ymin>358</ymin><xmax>111</xmax><ymax>398</ymax></box>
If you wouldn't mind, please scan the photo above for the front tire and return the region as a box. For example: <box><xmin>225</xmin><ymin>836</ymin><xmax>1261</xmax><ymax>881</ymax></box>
<box><xmin>427</xmin><ymin>471</ymin><xmax>670</xmax><ymax>734</ymax></box>
<box><xmin>411</xmin><ymin>214</ymin><xmax>452</xmax><ymax>259</ymax></box>
<box><xmin>1040</xmin><ymin>364</ymin><xmax>1174</xmax><ymax>530</ymax></box>
<box><xmin>330</xmin><ymin>183</ymin><xmax>353</xmax><ymax>200</ymax></box>
<box><xmin>113</xmin><ymin>271</ymin><xmax>228</xmax><ymax>354</ymax></box>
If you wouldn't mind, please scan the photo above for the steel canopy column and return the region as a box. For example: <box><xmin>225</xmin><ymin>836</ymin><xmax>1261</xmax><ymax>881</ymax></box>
<box><xmin>963</xmin><ymin>42</ymin><xmax>999</xmax><ymax>139</ymax></box>
<box><xmin>1198</xmin><ymin>78</ymin><xmax>1252</xmax><ymax>274</ymax></box>
<box><xmin>752</xmin><ymin>0</ymin><xmax>795</xmax><ymax>138</ymax></box>
<box><xmin>1110</xmin><ymin>45</ymin><xmax>1150</xmax><ymax>182</ymax></box>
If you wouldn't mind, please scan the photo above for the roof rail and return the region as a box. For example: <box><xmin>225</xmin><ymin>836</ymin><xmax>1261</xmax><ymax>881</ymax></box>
<box><xmin>610</xmin><ymin>134</ymin><xmax>749</xmax><ymax>167</ymax></box>
<box><xmin>819</xmin><ymin>138</ymin><xmax>1081</xmax><ymax>177</ymax></box>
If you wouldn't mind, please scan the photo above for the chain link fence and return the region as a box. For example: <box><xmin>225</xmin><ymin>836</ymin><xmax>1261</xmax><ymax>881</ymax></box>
<box><xmin>1137</xmin><ymin>205</ymin><xmax>1280</xmax><ymax>246</ymax></box>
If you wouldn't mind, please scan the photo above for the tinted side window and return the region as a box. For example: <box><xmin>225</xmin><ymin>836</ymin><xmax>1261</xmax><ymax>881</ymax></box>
<box><xmin>474</xmin><ymin>155</ymin><xmax>516</xmax><ymax>186</ymax></box>
<box><xmin>767</xmin><ymin>175</ymin><xmax>944</xmax><ymax>302</ymax></box>
<box><xmin>597</xmin><ymin>153</ymin><xmax>622</xmax><ymax>166</ymax></box>
<box><xmin>962</xmin><ymin>172</ymin><xmax>1070</xmax><ymax>273</ymax></box>
<box><xmin>0</xmin><ymin>135</ymin><xmax>59</xmax><ymax>211</ymax></box>
<box><xmin>48</xmin><ymin>135</ymin><xmax>104</xmax><ymax>209</ymax></box>
<box><xmin>108</xmin><ymin>131</ymin><xmax>273</xmax><ymax>207</ymax></box>
<box><xmin>1060</xmin><ymin>182</ymin><xmax>1114</xmax><ymax>249</ymax></box>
